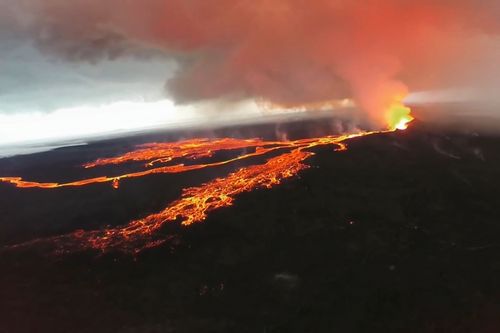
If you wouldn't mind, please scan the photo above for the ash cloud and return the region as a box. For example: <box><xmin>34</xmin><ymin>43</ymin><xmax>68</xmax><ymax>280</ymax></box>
<box><xmin>5</xmin><ymin>0</ymin><xmax>500</xmax><ymax>126</ymax></box>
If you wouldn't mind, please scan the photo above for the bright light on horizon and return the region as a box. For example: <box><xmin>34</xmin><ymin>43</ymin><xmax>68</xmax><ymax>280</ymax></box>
<box><xmin>0</xmin><ymin>100</ymin><xmax>201</xmax><ymax>146</ymax></box>
<box><xmin>0</xmin><ymin>97</ymin><xmax>357</xmax><ymax>157</ymax></box>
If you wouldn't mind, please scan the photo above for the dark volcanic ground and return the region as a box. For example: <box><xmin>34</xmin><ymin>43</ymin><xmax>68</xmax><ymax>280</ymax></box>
<box><xmin>1</xmin><ymin>120</ymin><xmax>500</xmax><ymax>333</ymax></box>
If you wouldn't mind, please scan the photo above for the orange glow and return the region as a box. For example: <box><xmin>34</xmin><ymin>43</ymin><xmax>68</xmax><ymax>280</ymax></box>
<box><xmin>83</xmin><ymin>138</ymin><xmax>269</xmax><ymax>168</ymax></box>
<box><xmin>0</xmin><ymin>139</ymin><xmax>292</xmax><ymax>189</ymax></box>
<box><xmin>386</xmin><ymin>99</ymin><xmax>414</xmax><ymax>131</ymax></box>
<box><xmin>2</xmin><ymin>126</ymin><xmax>409</xmax><ymax>253</ymax></box>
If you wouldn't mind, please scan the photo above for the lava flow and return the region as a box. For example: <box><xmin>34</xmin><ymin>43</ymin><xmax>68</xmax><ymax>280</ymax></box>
<box><xmin>1</xmin><ymin>105</ymin><xmax>413</xmax><ymax>253</ymax></box>
<box><xmin>0</xmin><ymin>138</ymin><xmax>291</xmax><ymax>189</ymax></box>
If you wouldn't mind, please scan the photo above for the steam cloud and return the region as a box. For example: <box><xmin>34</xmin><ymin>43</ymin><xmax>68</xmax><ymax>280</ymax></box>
<box><xmin>6</xmin><ymin>0</ymin><xmax>500</xmax><ymax>126</ymax></box>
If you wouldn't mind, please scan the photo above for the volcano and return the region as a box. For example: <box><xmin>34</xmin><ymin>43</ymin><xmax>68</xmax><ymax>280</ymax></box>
<box><xmin>1</xmin><ymin>118</ymin><xmax>500</xmax><ymax>332</ymax></box>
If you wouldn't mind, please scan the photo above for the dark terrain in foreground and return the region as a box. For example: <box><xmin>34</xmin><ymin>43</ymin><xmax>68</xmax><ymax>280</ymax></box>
<box><xmin>1</xmin><ymin>120</ymin><xmax>500</xmax><ymax>333</ymax></box>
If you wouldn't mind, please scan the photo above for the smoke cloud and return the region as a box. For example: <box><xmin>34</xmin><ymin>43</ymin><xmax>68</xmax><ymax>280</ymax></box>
<box><xmin>5</xmin><ymin>0</ymin><xmax>500</xmax><ymax>126</ymax></box>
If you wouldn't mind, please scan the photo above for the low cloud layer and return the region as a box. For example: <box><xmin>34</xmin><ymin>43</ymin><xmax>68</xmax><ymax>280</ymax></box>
<box><xmin>3</xmin><ymin>0</ymin><xmax>500</xmax><ymax>126</ymax></box>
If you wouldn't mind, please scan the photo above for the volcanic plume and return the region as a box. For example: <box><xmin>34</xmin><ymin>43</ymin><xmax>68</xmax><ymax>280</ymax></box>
<box><xmin>5</xmin><ymin>0</ymin><xmax>499</xmax><ymax>126</ymax></box>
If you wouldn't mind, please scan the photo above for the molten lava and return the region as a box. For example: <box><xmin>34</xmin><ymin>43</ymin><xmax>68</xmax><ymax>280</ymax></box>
<box><xmin>386</xmin><ymin>100</ymin><xmax>414</xmax><ymax>131</ymax></box>
<box><xmin>0</xmin><ymin>139</ymin><xmax>290</xmax><ymax>189</ymax></box>
<box><xmin>83</xmin><ymin>138</ymin><xmax>270</xmax><ymax>168</ymax></box>
<box><xmin>1</xmin><ymin>114</ymin><xmax>412</xmax><ymax>253</ymax></box>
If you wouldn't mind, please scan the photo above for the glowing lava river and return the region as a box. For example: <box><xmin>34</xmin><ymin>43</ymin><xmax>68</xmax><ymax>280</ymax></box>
<box><xmin>0</xmin><ymin>111</ymin><xmax>412</xmax><ymax>254</ymax></box>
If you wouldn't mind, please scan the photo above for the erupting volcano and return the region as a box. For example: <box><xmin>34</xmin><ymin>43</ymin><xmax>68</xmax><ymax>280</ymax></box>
<box><xmin>1</xmin><ymin>104</ymin><xmax>413</xmax><ymax>253</ymax></box>
<box><xmin>3</xmin><ymin>0</ymin><xmax>500</xmax><ymax>331</ymax></box>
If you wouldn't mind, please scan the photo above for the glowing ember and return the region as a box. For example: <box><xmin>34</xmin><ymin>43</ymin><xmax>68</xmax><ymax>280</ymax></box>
<box><xmin>1</xmin><ymin>113</ymin><xmax>412</xmax><ymax>253</ymax></box>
